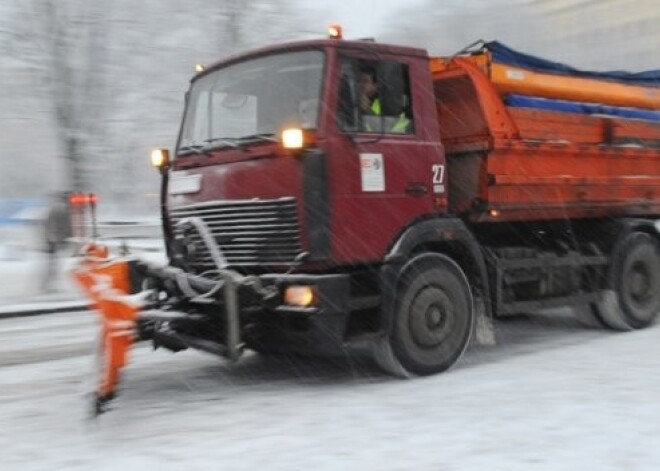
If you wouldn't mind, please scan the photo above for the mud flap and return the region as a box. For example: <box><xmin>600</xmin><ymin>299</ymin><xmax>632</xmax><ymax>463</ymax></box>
<box><xmin>72</xmin><ymin>245</ymin><xmax>146</xmax><ymax>415</ymax></box>
<box><xmin>473</xmin><ymin>296</ymin><xmax>496</xmax><ymax>346</ymax></box>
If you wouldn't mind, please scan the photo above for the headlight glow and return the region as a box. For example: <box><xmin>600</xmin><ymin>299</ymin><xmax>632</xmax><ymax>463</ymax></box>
<box><xmin>281</xmin><ymin>128</ymin><xmax>304</xmax><ymax>150</ymax></box>
<box><xmin>283</xmin><ymin>285</ymin><xmax>316</xmax><ymax>307</ymax></box>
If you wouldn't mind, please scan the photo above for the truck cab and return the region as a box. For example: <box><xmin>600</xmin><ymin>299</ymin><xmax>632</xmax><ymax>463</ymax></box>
<box><xmin>168</xmin><ymin>38</ymin><xmax>446</xmax><ymax>271</ymax></box>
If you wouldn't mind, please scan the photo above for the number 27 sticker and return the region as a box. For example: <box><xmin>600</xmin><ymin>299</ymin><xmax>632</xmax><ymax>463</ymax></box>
<box><xmin>432</xmin><ymin>164</ymin><xmax>445</xmax><ymax>194</ymax></box>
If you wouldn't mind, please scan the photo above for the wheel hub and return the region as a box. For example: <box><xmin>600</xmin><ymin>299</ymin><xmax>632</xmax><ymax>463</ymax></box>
<box><xmin>426</xmin><ymin>305</ymin><xmax>446</xmax><ymax>329</ymax></box>
<box><xmin>410</xmin><ymin>287</ymin><xmax>454</xmax><ymax>348</ymax></box>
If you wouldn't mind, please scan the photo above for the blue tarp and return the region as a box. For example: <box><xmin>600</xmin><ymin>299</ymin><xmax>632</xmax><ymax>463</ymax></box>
<box><xmin>485</xmin><ymin>41</ymin><xmax>660</xmax><ymax>87</ymax></box>
<box><xmin>505</xmin><ymin>94</ymin><xmax>660</xmax><ymax>123</ymax></box>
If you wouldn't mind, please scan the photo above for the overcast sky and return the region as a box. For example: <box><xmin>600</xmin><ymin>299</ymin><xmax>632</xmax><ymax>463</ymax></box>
<box><xmin>311</xmin><ymin>0</ymin><xmax>426</xmax><ymax>39</ymax></box>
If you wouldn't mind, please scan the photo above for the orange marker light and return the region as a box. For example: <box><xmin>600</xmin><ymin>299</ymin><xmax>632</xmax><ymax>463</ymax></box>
<box><xmin>328</xmin><ymin>24</ymin><xmax>343</xmax><ymax>39</ymax></box>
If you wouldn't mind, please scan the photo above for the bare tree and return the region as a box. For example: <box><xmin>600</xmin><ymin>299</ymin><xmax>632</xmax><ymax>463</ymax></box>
<box><xmin>1</xmin><ymin>0</ymin><xmax>324</xmax><ymax>209</ymax></box>
<box><xmin>9</xmin><ymin>0</ymin><xmax>113</xmax><ymax>192</ymax></box>
<box><xmin>215</xmin><ymin>0</ymin><xmax>307</xmax><ymax>56</ymax></box>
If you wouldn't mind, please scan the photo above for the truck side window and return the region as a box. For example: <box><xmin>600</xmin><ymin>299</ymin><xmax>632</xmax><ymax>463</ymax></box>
<box><xmin>337</xmin><ymin>58</ymin><xmax>414</xmax><ymax>135</ymax></box>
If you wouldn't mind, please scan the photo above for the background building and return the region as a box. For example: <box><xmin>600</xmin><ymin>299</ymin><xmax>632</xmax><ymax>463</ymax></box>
<box><xmin>528</xmin><ymin>0</ymin><xmax>660</xmax><ymax>70</ymax></box>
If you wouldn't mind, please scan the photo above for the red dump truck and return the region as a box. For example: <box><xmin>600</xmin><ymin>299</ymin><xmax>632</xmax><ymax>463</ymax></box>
<box><xmin>74</xmin><ymin>31</ymin><xmax>660</xmax><ymax>412</ymax></box>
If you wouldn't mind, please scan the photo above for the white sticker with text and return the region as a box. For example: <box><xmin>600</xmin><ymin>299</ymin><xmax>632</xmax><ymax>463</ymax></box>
<box><xmin>360</xmin><ymin>153</ymin><xmax>385</xmax><ymax>192</ymax></box>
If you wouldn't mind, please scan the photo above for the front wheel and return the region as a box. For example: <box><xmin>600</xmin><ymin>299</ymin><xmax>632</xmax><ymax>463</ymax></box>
<box><xmin>390</xmin><ymin>257</ymin><xmax>474</xmax><ymax>376</ymax></box>
<box><xmin>593</xmin><ymin>232</ymin><xmax>660</xmax><ymax>331</ymax></box>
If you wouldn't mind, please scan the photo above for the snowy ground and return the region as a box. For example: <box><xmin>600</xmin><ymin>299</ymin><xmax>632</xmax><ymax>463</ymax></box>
<box><xmin>1</xmin><ymin>309</ymin><xmax>659</xmax><ymax>470</ymax></box>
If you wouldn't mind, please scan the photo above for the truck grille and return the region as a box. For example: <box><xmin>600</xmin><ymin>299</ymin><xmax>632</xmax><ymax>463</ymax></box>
<box><xmin>170</xmin><ymin>197</ymin><xmax>303</xmax><ymax>269</ymax></box>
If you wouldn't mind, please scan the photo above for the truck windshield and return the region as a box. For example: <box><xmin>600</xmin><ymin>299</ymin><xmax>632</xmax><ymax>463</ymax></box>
<box><xmin>178</xmin><ymin>50</ymin><xmax>324</xmax><ymax>154</ymax></box>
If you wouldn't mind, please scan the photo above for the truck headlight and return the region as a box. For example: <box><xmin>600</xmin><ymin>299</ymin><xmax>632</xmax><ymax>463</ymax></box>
<box><xmin>281</xmin><ymin>128</ymin><xmax>304</xmax><ymax>150</ymax></box>
<box><xmin>283</xmin><ymin>285</ymin><xmax>316</xmax><ymax>307</ymax></box>
<box><xmin>151</xmin><ymin>148</ymin><xmax>170</xmax><ymax>169</ymax></box>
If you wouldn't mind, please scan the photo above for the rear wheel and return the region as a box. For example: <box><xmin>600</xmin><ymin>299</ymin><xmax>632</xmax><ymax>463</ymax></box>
<box><xmin>390</xmin><ymin>257</ymin><xmax>473</xmax><ymax>376</ymax></box>
<box><xmin>593</xmin><ymin>232</ymin><xmax>660</xmax><ymax>331</ymax></box>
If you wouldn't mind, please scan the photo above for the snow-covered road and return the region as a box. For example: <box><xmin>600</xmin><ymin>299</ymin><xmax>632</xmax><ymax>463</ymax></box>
<box><xmin>1</xmin><ymin>310</ymin><xmax>659</xmax><ymax>470</ymax></box>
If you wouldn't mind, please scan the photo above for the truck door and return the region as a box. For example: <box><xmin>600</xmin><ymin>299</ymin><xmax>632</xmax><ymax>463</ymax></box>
<box><xmin>328</xmin><ymin>54</ymin><xmax>440</xmax><ymax>263</ymax></box>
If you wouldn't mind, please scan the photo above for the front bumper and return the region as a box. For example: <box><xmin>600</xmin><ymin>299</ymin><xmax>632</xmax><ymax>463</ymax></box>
<box><xmin>250</xmin><ymin>273</ymin><xmax>351</xmax><ymax>355</ymax></box>
<box><xmin>135</xmin><ymin>264</ymin><xmax>354</xmax><ymax>358</ymax></box>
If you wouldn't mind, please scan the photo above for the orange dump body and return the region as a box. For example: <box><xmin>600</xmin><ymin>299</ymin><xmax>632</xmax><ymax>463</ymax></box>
<box><xmin>430</xmin><ymin>56</ymin><xmax>660</xmax><ymax>223</ymax></box>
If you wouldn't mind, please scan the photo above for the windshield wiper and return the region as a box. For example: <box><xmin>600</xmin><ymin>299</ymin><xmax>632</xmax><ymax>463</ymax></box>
<box><xmin>203</xmin><ymin>137</ymin><xmax>241</xmax><ymax>149</ymax></box>
<box><xmin>177</xmin><ymin>144</ymin><xmax>210</xmax><ymax>156</ymax></box>
<box><xmin>181</xmin><ymin>134</ymin><xmax>277</xmax><ymax>155</ymax></box>
<box><xmin>237</xmin><ymin>133</ymin><xmax>279</xmax><ymax>143</ymax></box>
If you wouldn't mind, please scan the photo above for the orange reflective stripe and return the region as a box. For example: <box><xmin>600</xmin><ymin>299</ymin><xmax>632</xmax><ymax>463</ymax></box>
<box><xmin>72</xmin><ymin>254</ymin><xmax>139</xmax><ymax>400</ymax></box>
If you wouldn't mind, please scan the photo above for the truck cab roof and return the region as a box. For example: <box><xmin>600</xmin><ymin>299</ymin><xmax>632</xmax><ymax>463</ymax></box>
<box><xmin>194</xmin><ymin>38</ymin><xmax>429</xmax><ymax>82</ymax></box>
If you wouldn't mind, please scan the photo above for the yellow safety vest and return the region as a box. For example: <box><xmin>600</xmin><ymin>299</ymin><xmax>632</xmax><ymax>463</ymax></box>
<box><xmin>366</xmin><ymin>99</ymin><xmax>410</xmax><ymax>133</ymax></box>
<box><xmin>370</xmin><ymin>99</ymin><xmax>382</xmax><ymax>115</ymax></box>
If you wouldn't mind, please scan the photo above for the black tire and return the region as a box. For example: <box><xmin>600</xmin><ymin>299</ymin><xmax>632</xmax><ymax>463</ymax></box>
<box><xmin>593</xmin><ymin>232</ymin><xmax>660</xmax><ymax>330</ymax></box>
<box><xmin>390</xmin><ymin>257</ymin><xmax>474</xmax><ymax>376</ymax></box>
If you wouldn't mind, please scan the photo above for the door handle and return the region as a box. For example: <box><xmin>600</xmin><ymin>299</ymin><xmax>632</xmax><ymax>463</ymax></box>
<box><xmin>405</xmin><ymin>183</ymin><xmax>428</xmax><ymax>196</ymax></box>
